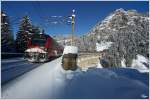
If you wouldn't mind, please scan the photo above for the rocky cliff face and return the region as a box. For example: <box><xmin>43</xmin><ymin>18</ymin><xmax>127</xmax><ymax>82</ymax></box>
<box><xmin>86</xmin><ymin>8</ymin><xmax>149</xmax><ymax>67</ymax></box>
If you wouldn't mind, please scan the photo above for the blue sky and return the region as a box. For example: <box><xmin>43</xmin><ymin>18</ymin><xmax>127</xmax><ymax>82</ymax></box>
<box><xmin>1</xmin><ymin>1</ymin><xmax>149</xmax><ymax>38</ymax></box>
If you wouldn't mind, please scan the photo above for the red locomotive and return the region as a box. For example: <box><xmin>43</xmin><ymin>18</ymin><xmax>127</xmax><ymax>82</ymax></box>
<box><xmin>25</xmin><ymin>33</ymin><xmax>63</xmax><ymax>62</ymax></box>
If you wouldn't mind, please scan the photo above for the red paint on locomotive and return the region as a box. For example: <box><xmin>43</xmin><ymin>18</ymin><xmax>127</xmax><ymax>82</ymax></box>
<box><xmin>25</xmin><ymin>34</ymin><xmax>63</xmax><ymax>62</ymax></box>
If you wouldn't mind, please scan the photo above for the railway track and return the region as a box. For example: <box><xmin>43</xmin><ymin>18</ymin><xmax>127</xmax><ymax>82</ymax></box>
<box><xmin>1</xmin><ymin>58</ymin><xmax>42</xmax><ymax>85</ymax></box>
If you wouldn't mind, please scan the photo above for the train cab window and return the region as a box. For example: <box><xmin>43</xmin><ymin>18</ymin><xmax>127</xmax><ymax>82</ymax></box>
<box><xmin>32</xmin><ymin>38</ymin><xmax>46</xmax><ymax>46</ymax></box>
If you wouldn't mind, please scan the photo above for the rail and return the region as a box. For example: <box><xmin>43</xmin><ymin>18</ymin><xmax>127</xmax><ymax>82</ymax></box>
<box><xmin>1</xmin><ymin>52</ymin><xmax>24</xmax><ymax>59</ymax></box>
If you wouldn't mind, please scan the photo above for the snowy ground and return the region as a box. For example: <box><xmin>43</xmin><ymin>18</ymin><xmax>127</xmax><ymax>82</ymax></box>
<box><xmin>1</xmin><ymin>57</ymin><xmax>149</xmax><ymax>99</ymax></box>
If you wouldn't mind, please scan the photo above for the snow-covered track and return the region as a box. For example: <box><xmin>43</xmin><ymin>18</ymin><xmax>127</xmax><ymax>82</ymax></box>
<box><xmin>1</xmin><ymin>58</ymin><xmax>42</xmax><ymax>85</ymax></box>
<box><xmin>1</xmin><ymin>53</ymin><xmax>24</xmax><ymax>59</ymax></box>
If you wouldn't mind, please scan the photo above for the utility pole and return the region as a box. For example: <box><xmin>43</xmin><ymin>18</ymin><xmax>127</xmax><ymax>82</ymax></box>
<box><xmin>71</xmin><ymin>9</ymin><xmax>75</xmax><ymax>46</ymax></box>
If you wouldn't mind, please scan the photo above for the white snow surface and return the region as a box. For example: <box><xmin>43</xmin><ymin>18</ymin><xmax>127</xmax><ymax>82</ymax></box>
<box><xmin>96</xmin><ymin>42</ymin><xmax>113</xmax><ymax>52</ymax></box>
<box><xmin>121</xmin><ymin>58</ymin><xmax>126</xmax><ymax>68</ymax></box>
<box><xmin>97</xmin><ymin>61</ymin><xmax>103</xmax><ymax>68</ymax></box>
<box><xmin>25</xmin><ymin>47</ymin><xmax>46</xmax><ymax>53</ymax></box>
<box><xmin>63</xmin><ymin>46</ymin><xmax>78</xmax><ymax>54</ymax></box>
<box><xmin>102</xmin><ymin>13</ymin><xmax>115</xmax><ymax>24</ymax></box>
<box><xmin>1</xmin><ymin>56</ymin><xmax>149</xmax><ymax>99</ymax></box>
<box><xmin>4</xmin><ymin>22</ymin><xmax>8</xmax><ymax>25</ymax></box>
<box><xmin>2</xmin><ymin>13</ymin><xmax>6</xmax><ymax>16</ymax></box>
<box><xmin>2</xmin><ymin>57</ymin><xmax>81</xmax><ymax>99</ymax></box>
<box><xmin>72</xmin><ymin>14</ymin><xmax>75</xmax><ymax>17</ymax></box>
<box><xmin>131</xmin><ymin>54</ymin><xmax>149</xmax><ymax>73</ymax></box>
<box><xmin>1</xmin><ymin>58</ymin><xmax>25</xmax><ymax>63</ymax></box>
<box><xmin>57</xmin><ymin>39</ymin><xmax>72</xmax><ymax>44</ymax></box>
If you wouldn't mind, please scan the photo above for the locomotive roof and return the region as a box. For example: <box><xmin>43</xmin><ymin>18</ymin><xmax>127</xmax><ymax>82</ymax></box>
<box><xmin>31</xmin><ymin>33</ymin><xmax>51</xmax><ymax>38</ymax></box>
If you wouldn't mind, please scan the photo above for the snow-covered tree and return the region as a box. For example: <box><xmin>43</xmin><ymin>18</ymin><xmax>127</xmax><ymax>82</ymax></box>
<box><xmin>1</xmin><ymin>11</ymin><xmax>14</xmax><ymax>52</ymax></box>
<box><xmin>15</xmin><ymin>16</ymin><xmax>32</xmax><ymax>52</ymax></box>
<box><xmin>16</xmin><ymin>16</ymin><xmax>42</xmax><ymax>52</ymax></box>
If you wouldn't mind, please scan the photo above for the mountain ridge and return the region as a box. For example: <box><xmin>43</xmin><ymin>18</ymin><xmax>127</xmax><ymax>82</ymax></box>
<box><xmin>85</xmin><ymin>8</ymin><xmax>149</xmax><ymax>67</ymax></box>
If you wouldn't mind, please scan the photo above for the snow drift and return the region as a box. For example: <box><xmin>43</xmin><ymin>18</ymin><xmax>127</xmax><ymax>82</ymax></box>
<box><xmin>2</xmin><ymin>56</ymin><xmax>149</xmax><ymax>99</ymax></box>
<box><xmin>131</xmin><ymin>54</ymin><xmax>149</xmax><ymax>73</ymax></box>
<box><xmin>63</xmin><ymin>46</ymin><xmax>78</xmax><ymax>54</ymax></box>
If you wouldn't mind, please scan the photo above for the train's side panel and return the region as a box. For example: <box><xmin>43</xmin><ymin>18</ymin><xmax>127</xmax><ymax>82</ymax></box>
<box><xmin>45</xmin><ymin>36</ymin><xmax>52</xmax><ymax>50</ymax></box>
<box><xmin>47</xmin><ymin>36</ymin><xmax>57</xmax><ymax>58</ymax></box>
<box><xmin>47</xmin><ymin>37</ymin><xmax>63</xmax><ymax>58</ymax></box>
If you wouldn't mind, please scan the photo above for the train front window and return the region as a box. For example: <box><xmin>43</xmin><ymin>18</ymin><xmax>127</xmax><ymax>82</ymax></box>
<box><xmin>32</xmin><ymin>39</ymin><xmax>46</xmax><ymax>46</ymax></box>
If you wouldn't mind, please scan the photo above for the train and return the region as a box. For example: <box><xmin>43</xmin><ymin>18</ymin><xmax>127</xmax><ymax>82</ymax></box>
<box><xmin>24</xmin><ymin>33</ymin><xmax>63</xmax><ymax>62</ymax></box>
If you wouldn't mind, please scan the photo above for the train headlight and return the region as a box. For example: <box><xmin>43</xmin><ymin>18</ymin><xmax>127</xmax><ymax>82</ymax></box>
<box><xmin>39</xmin><ymin>53</ymin><xmax>45</xmax><ymax>58</ymax></box>
<box><xmin>42</xmin><ymin>53</ymin><xmax>45</xmax><ymax>58</ymax></box>
<box><xmin>29</xmin><ymin>52</ymin><xmax>32</xmax><ymax>57</ymax></box>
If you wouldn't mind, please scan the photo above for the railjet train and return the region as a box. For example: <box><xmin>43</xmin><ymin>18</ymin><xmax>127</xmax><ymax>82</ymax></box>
<box><xmin>25</xmin><ymin>33</ymin><xmax>63</xmax><ymax>62</ymax></box>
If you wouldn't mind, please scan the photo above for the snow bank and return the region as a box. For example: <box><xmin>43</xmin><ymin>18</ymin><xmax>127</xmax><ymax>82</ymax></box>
<box><xmin>2</xmin><ymin>57</ymin><xmax>81</xmax><ymax>99</ymax></box>
<box><xmin>131</xmin><ymin>54</ymin><xmax>149</xmax><ymax>73</ymax></box>
<box><xmin>63</xmin><ymin>46</ymin><xmax>78</xmax><ymax>54</ymax></box>
<box><xmin>2</xmin><ymin>58</ymin><xmax>64</xmax><ymax>98</ymax></box>
<box><xmin>97</xmin><ymin>61</ymin><xmax>103</xmax><ymax>68</ymax></box>
<box><xmin>61</xmin><ymin>68</ymin><xmax>149</xmax><ymax>99</ymax></box>
<box><xmin>2</xmin><ymin>13</ymin><xmax>6</xmax><ymax>16</ymax></box>
<box><xmin>2</xmin><ymin>55</ymin><xmax>149</xmax><ymax>99</ymax></box>
<box><xmin>2</xmin><ymin>59</ymin><xmax>149</xmax><ymax>99</ymax></box>
<box><xmin>96</xmin><ymin>42</ymin><xmax>113</xmax><ymax>52</ymax></box>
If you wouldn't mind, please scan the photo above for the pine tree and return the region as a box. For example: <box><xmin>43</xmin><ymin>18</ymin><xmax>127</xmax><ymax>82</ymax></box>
<box><xmin>1</xmin><ymin>11</ymin><xmax>14</xmax><ymax>52</ymax></box>
<box><xmin>16</xmin><ymin>16</ymin><xmax>33</xmax><ymax>52</ymax></box>
<box><xmin>16</xmin><ymin>16</ymin><xmax>42</xmax><ymax>52</ymax></box>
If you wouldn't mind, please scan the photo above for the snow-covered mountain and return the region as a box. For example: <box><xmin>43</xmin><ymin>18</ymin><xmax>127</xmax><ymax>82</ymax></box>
<box><xmin>86</xmin><ymin>8</ymin><xmax>149</xmax><ymax>68</ymax></box>
<box><xmin>87</xmin><ymin>8</ymin><xmax>148</xmax><ymax>38</ymax></box>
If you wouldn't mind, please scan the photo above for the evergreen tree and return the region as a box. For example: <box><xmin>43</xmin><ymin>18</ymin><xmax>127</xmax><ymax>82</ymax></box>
<box><xmin>16</xmin><ymin>16</ymin><xmax>42</xmax><ymax>52</ymax></box>
<box><xmin>16</xmin><ymin>16</ymin><xmax>32</xmax><ymax>52</ymax></box>
<box><xmin>1</xmin><ymin>11</ymin><xmax>14</xmax><ymax>52</ymax></box>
